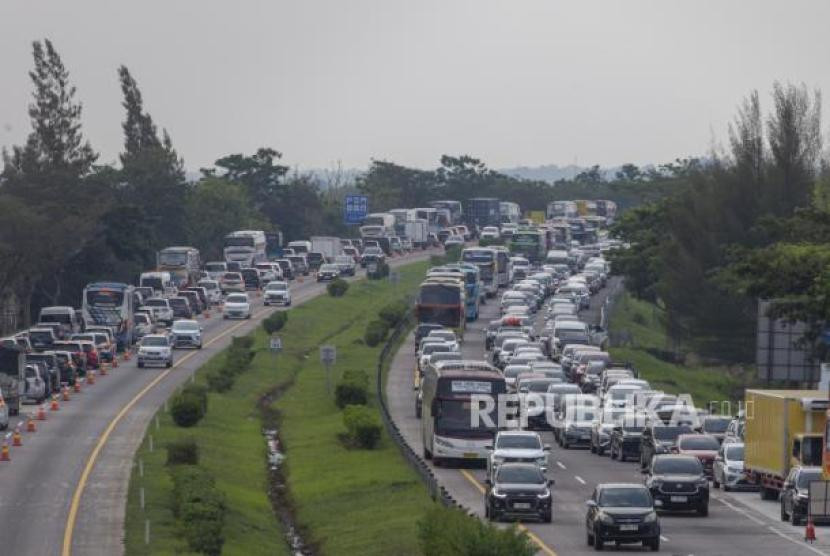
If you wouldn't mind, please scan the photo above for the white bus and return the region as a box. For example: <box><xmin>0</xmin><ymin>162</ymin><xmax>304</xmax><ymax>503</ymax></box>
<box><xmin>461</xmin><ymin>247</ymin><xmax>498</xmax><ymax>297</ymax></box>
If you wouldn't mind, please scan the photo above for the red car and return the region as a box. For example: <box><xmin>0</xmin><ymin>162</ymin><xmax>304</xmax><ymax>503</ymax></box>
<box><xmin>676</xmin><ymin>434</ymin><xmax>720</xmax><ymax>478</ymax></box>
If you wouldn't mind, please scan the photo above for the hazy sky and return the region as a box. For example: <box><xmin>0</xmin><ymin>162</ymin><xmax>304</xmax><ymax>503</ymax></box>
<box><xmin>1</xmin><ymin>1</ymin><xmax>828</xmax><ymax>172</ymax></box>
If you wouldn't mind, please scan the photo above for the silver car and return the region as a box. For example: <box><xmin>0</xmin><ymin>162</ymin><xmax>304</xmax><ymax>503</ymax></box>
<box><xmin>170</xmin><ymin>320</ymin><xmax>203</xmax><ymax>349</ymax></box>
<box><xmin>713</xmin><ymin>442</ymin><xmax>753</xmax><ymax>491</ymax></box>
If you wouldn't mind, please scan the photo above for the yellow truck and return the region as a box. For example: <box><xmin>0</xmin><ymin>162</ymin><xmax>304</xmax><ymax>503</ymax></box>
<box><xmin>744</xmin><ymin>389</ymin><xmax>828</xmax><ymax>500</ymax></box>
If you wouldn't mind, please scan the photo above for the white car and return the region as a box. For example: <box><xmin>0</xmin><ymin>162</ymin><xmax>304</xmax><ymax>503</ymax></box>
<box><xmin>480</xmin><ymin>226</ymin><xmax>500</xmax><ymax>240</ymax></box>
<box><xmin>142</xmin><ymin>298</ymin><xmax>174</xmax><ymax>325</ymax></box>
<box><xmin>197</xmin><ymin>279</ymin><xmax>224</xmax><ymax>305</ymax></box>
<box><xmin>170</xmin><ymin>319</ymin><xmax>203</xmax><ymax>349</ymax></box>
<box><xmin>263</xmin><ymin>281</ymin><xmax>292</xmax><ymax>306</ymax></box>
<box><xmin>0</xmin><ymin>391</ymin><xmax>8</xmax><ymax>430</ymax></box>
<box><xmin>223</xmin><ymin>293</ymin><xmax>252</xmax><ymax>319</ymax></box>
<box><xmin>137</xmin><ymin>334</ymin><xmax>174</xmax><ymax>368</ymax></box>
<box><xmin>487</xmin><ymin>430</ymin><xmax>549</xmax><ymax>479</ymax></box>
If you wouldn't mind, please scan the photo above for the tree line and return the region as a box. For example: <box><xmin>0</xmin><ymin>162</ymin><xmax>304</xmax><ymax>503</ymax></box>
<box><xmin>609</xmin><ymin>83</ymin><xmax>826</xmax><ymax>364</ymax></box>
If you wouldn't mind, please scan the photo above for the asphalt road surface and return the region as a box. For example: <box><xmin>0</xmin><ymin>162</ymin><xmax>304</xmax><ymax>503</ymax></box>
<box><xmin>0</xmin><ymin>248</ymin><xmax>436</xmax><ymax>556</ymax></box>
<box><xmin>386</xmin><ymin>278</ymin><xmax>830</xmax><ymax>555</ymax></box>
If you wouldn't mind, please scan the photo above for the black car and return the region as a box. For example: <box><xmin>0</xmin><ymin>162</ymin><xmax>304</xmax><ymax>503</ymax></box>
<box><xmin>306</xmin><ymin>252</ymin><xmax>324</xmax><ymax>271</ymax></box>
<box><xmin>485</xmin><ymin>463</ymin><xmax>553</xmax><ymax>523</ymax></box>
<box><xmin>697</xmin><ymin>415</ymin><xmax>731</xmax><ymax>444</ymax></box>
<box><xmin>414</xmin><ymin>324</ymin><xmax>444</xmax><ymax>352</ymax></box>
<box><xmin>640</xmin><ymin>424</ymin><xmax>694</xmax><ymax>470</ymax></box>
<box><xmin>226</xmin><ymin>261</ymin><xmax>242</xmax><ymax>272</ymax></box>
<box><xmin>646</xmin><ymin>455</ymin><xmax>709</xmax><ymax>515</ymax></box>
<box><xmin>240</xmin><ymin>268</ymin><xmax>261</xmax><ymax>290</ymax></box>
<box><xmin>610</xmin><ymin>423</ymin><xmax>645</xmax><ymax>462</ymax></box>
<box><xmin>168</xmin><ymin>297</ymin><xmax>193</xmax><ymax>319</ymax></box>
<box><xmin>586</xmin><ymin>483</ymin><xmax>660</xmax><ymax>551</ymax></box>
<box><xmin>179</xmin><ymin>290</ymin><xmax>204</xmax><ymax>315</ymax></box>
<box><xmin>780</xmin><ymin>466</ymin><xmax>822</xmax><ymax>525</ymax></box>
<box><xmin>316</xmin><ymin>264</ymin><xmax>340</xmax><ymax>282</ymax></box>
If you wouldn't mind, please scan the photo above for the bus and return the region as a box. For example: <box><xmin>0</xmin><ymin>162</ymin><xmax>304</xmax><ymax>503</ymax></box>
<box><xmin>461</xmin><ymin>247</ymin><xmax>497</xmax><ymax>298</ymax></box>
<box><xmin>421</xmin><ymin>360</ymin><xmax>507</xmax><ymax>463</ymax></box>
<box><xmin>491</xmin><ymin>246</ymin><xmax>511</xmax><ymax>287</ymax></box>
<box><xmin>416</xmin><ymin>278</ymin><xmax>466</xmax><ymax>332</ymax></box>
<box><xmin>499</xmin><ymin>201</ymin><xmax>521</xmax><ymax>225</ymax></box>
<box><xmin>82</xmin><ymin>282</ymin><xmax>138</xmax><ymax>350</ymax></box>
<box><xmin>224</xmin><ymin>230</ymin><xmax>267</xmax><ymax>266</ymax></box>
<box><xmin>430</xmin><ymin>200</ymin><xmax>463</xmax><ymax>226</ymax></box>
<box><xmin>510</xmin><ymin>228</ymin><xmax>546</xmax><ymax>264</ymax></box>
<box><xmin>156</xmin><ymin>246</ymin><xmax>201</xmax><ymax>288</ymax></box>
<box><xmin>442</xmin><ymin>263</ymin><xmax>482</xmax><ymax>321</ymax></box>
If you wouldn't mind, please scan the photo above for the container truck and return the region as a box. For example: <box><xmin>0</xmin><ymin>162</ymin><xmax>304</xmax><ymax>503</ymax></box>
<box><xmin>463</xmin><ymin>198</ymin><xmax>501</xmax><ymax>232</ymax></box>
<box><xmin>744</xmin><ymin>389</ymin><xmax>827</xmax><ymax>500</ymax></box>
<box><xmin>404</xmin><ymin>219</ymin><xmax>429</xmax><ymax>249</ymax></box>
<box><xmin>310</xmin><ymin>236</ymin><xmax>343</xmax><ymax>262</ymax></box>
<box><xmin>0</xmin><ymin>343</ymin><xmax>25</xmax><ymax>416</ymax></box>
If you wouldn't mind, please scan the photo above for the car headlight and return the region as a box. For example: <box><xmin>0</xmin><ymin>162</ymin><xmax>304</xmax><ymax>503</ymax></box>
<box><xmin>492</xmin><ymin>489</ymin><xmax>508</xmax><ymax>498</ymax></box>
<box><xmin>599</xmin><ymin>512</ymin><xmax>614</xmax><ymax>525</ymax></box>
<box><xmin>434</xmin><ymin>437</ymin><xmax>453</xmax><ymax>448</ymax></box>
<box><xmin>697</xmin><ymin>477</ymin><xmax>709</xmax><ymax>486</ymax></box>
<box><xmin>536</xmin><ymin>457</ymin><xmax>547</xmax><ymax>466</ymax></box>
<box><xmin>643</xmin><ymin>511</ymin><xmax>658</xmax><ymax>523</ymax></box>
<box><xmin>537</xmin><ymin>489</ymin><xmax>551</xmax><ymax>499</ymax></box>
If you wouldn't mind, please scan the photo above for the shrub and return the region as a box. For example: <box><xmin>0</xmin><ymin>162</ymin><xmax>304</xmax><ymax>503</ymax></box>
<box><xmin>327</xmin><ymin>278</ymin><xmax>350</xmax><ymax>297</ymax></box>
<box><xmin>224</xmin><ymin>348</ymin><xmax>250</xmax><ymax>375</ymax></box>
<box><xmin>335</xmin><ymin>369</ymin><xmax>369</xmax><ymax>408</ymax></box>
<box><xmin>231</xmin><ymin>335</ymin><xmax>254</xmax><ymax>350</ymax></box>
<box><xmin>379</xmin><ymin>299</ymin><xmax>410</xmax><ymax>328</ymax></box>
<box><xmin>181</xmin><ymin>383</ymin><xmax>208</xmax><ymax>413</ymax></box>
<box><xmin>166</xmin><ymin>437</ymin><xmax>199</xmax><ymax>465</ymax></box>
<box><xmin>342</xmin><ymin>405</ymin><xmax>382</xmax><ymax>449</ymax></box>
<box><xmin>170</xmin><ymin>392</ymin><xmax>206</xmax><ymax>427</ymax></box>
<box><xmin>172</xmin><ymin>466</ymin><xmax>226</xmax><ymax>556</ymax></box>
<box><xmin>262</xmin><ymin>311</ymin><xmax>288</xmax><ymax>334</ymax></box>
<box><xmin>206</xmin><ymin>370</ymin><xmax>234</xmax><ymax>393</ymax></box>
<box><xmin>417</xmin><ymin>506</ymin><xmax>535</xmax><ymax>556</ymax></box>
<box><xmin>364</xmin><ymin>319</ymin><xmax>389</xmax><ymax>347</ymax></box>
<box><xmin>367</xmin><ymin>260</ymin><xmax>390</xmax><ymax>280</ymax></box>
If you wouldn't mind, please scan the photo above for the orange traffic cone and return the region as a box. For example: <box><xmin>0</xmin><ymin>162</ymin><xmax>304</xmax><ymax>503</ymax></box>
<box><xmin>36</xmin><ymin>405</ymin><xmax>46</xmax><ymax>421</ymax></box>
<box><xmin>0</xmin><ymin>441</ymin><xmax>9</xmax><ymax>462</ymax></box>
<box><xmin>62</xmin><ymin>386</ymin><xmax>70</xmax><ymax>401</ymax></box>
<box><xmin>50</xmin><ymin>397</ymin><xmax>59</xmax><ymax>412</ymax></box>
<box><xmin>26</xmin><ymin>418</ymin><xmax>36</xmax><ymax>433</ymax></box>
<box><xmin>87</xmin><ymin>370</ymin><xmax>95</xmax><ymax>385</ymax></box>
<box><xmin>112</xmin><ymin>357</ymin><xmax>118</xmax><ymax>368</ymax></box>
<box><xmin>74</xmin><ymin>380</ymin><xmax>81</xmax><ymax>393</ymax></box>
<box><xmin>204</xmin><ymin>308</ymin><xmax>211</xmax><ymax>319</ymax></box>
<box><xmin>806</xmin><ymin>517</ymin><xmax>817</xmax><ymax>543</ymax></box>
<box><xmin>12</xmin><ymin>425</ymin><xmax>22</xmax><ymax>447</ymax></box>
<box><xmin>100</xmin><ymin>363</ymin><xmax>108</xmax><ymax>376</ymax></box>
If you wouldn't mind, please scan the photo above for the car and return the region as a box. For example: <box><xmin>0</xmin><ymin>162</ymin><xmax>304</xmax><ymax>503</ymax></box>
<box><xmin>639</xmin><ymin>424</ymin><xmax>694</xmax><ymax>471</ymax></box>
<box><xmin>286</xmin><ymin>255</ymin><xmax>309</xmax><ymax>276</ymax></box>
<box><xmin>179</xmin><ymin>290</ymin><xmax>204</xmax><ymax>315</ymax></box>
<box><xmin>486</xmin><ymin>431</ymin><xmax>549</xmax><ymax>479</ymax></box>
<box><xmin>27</xmin><ymin>327</ymin><xmax>58</xmax><ymax>351</ymax></box>
<box><xmin>316</xmin><ymin>264</ymin><xmax>340</xmax><ymax>282</ymax></box>
<box><xmin>485</xmin><ymin>463</ymin><xmax>553</xmax><ymax>523</ymax></box>
<box><xmin>168</xmin><ymin>296</ymin><xmax>194</xmax><ymax>319</ymax></box>
<box><xmin>676</xmin><ymin>434</ymin><xmax>720</xmax><ymax>478</ymax></box>
<box><xmin>263</xmin><ymin>281</ymin><xmax>292</xmax><ymax>306</ymax></box>
<box><xmin>697</xmin><ymin>415</ymin><xmax>732</xmax><ymax>444</ymax></box>
<box><xmin>0</xmin><ymin>391</ymin><xmax>8</xmax><ymax>430</ymax></box>
<box><xmin>646</xmin><ymin>454</ymin><xmax>709</xmax><ymax>516</ymax></box>
<box><xmin>713</xmin><ymin>442</ymin><xmax>752</xmax><ymax>491</ymax></box>
<box><xmin>591</xmin><ymin>407</ymin><xmax>627</xmax><ymax>456</ymax></box>
<box><xmin>585</xmin><ymin>483</ymin><xmax>661</xmax><ymax>551</ymax></box>
<box><xmin>134</xmin><ymin>312</ymin><xmax>156</xmax><ymax>339</ymax></box>
<box><xmin>333</xmin><ymin>255</ymin><xmax>357</xmax><ymax>276</ymax></box>
<box><xmin>273</xmin><ymin>259</ymin><xmax>295</xmax><ymax>280</ymax></box>
<box><xmin>170</xmin><ymin>319</ymin><xmax>203</xmax><ymax>349</ymax></box>
<box><xmin>52</xmin><ymin>350</ymin><xmax>79</xmax><ymax>385</ymax></box>
<box><xmin>197</xmin><ymin>279</ymin><xmax>224</xmax><ymax>305</ymax></box>
<box><xmin>414</xmin><ymin>323</ymin><xmax>444</xmax><ymax>351</ymax></box>
<box><xmin>780</xmin><ymin>466</ymin><xmax>822</xmax><ymax>525</ymax></box>
<box><xmin>223</xmin><ymin>293</ymin><xmax>252</xmax><ymax>320</ymax></box>
<box><xmin>306</xmin><ymin>252</ymin><xmax>325</xmax><ymax>271</ymax></box>
<box><xmin>443</xmin><ymin>235</ymin><xmax>465</xmax><ymax>248</ymax></box>
<box><xmin>220</xmin><ymin>272</ymin><xmax>246</xmax><ymax>293</ymax></box>
<box><xmin>25</xmin><ymin>353</ymin><xmax>61</xmax><ymax>395</ymax></box>
<box><xmin>480</xmin><ymin>226</ymin><xmax>500</xmax><ymax>240</ymax></box>
<box><xmin>137</xmin><ymin>334</ymin><xmax>174</xmax><ymax>368</ymax></box>
<box><xmin>559</xmin><ymin>405</ymin><xmax>599</xmax><ymax>449</ymax></box>
<box><xmin>254</xmin><ymin>262</ymin><xmax>281</xmax><ymax>282</ymax></box>
<box><xmin>610</xmin><ymin>420</ymin><xmax>646</xmax><ymax>462</ymax></box>
<box><xmin>240</xmin><ymin>268</ymin><xmax>262</xmax><ymax>290</ymax></box>
<box><xmin>184</xmin><ymin>286</ymin><xmax>210</xmax><ymax>310</ymax></box>
<box><xmin>23</xmin><ymin>363</ymin><xmax>48</xmax><ymax>403</ymax></box>
<box><xmin>142</xmin><ymin>297</ymin><xmax>174</xmax><ymax>325</ymax></box>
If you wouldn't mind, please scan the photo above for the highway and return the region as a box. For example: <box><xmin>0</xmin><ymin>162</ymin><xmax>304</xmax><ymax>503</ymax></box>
<box><xmin>386</xmin><ymin>278</ymin><xmax>830</xmax><ymax>555</ymax></box>
<box><xmin>0</xmin><ymin>248</ymin><xmax>435</xmax><ymax>556</ymax></box>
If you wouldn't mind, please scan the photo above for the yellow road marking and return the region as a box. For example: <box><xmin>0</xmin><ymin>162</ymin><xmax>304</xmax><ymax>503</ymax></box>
<box><xmin>459</xmin><ymin>469</ymin><xmax>558</xmax><ymax>556</ymax></box>
<box><xmin>61</xmin><ymin>305</ymin><xmax>273</xmax><ymax>556</ymax></box>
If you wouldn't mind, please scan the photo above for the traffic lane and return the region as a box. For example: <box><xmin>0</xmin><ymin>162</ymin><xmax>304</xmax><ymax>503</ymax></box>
<box><xmin>70</xmin><ymin>248</ymin><xmax>437</xmax><ymax>556</ymax></box>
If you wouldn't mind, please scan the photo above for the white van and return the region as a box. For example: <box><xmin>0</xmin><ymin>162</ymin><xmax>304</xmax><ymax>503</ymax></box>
<box><xmin>140</xmin><ymin>271</ymin><xmax>177</xmax><ymax>297</ymax></box>
<box><xmin>37</xmin><ymin>306</ymin><xmax>80</xmax><ymax>338</ymax></box>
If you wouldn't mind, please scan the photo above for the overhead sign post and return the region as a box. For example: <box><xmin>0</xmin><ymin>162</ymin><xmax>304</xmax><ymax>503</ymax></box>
<box><xmin>320</xmin><ymin>345</ymin><xmax>337</xmax><ymax>395</ymax></box>
<box><xmin>344</xmin><ymin>195</ymin><xmax>369</xmax><ymax>225</ymax></box>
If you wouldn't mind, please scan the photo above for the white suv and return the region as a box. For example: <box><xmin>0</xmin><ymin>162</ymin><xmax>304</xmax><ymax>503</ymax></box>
<box><xmin>263</xmin><ymin>281</ymin><xmax>292</xmax><ymax>306</ymax></box>
<box><xmin>137</xmin><ymin>334</ymin><xmax>174</xmax><ymax>368</ymax></box>
<box><xmin>486</xmin><ymin>430</ymin><xmax>549</xmax><ymax>479</ymax></box>
<box><xmin>142</xmin><ymin>298</ymin><xmax>174</xmax><ymax>325</ymax></box>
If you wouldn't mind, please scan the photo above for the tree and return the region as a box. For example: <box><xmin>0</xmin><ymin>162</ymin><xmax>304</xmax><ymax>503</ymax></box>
<box><xmin>615</xmin><ymin>164</ymin><xmax>642</xmax><ymax>182</ymax></box>
<box><xmin>210</xmin><ymin>148</ymin><xmax>289</xmax><ymax>211</ymax></box>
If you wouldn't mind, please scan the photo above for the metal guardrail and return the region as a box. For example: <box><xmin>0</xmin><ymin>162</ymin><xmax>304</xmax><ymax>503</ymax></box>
<box><xmin>375</xmin><ymin>316</ymin><xmax>461</xmax><ymax>510</ymax></box>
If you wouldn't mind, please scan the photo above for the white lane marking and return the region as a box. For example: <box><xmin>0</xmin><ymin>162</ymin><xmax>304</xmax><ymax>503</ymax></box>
<box><xmin>766</xmin><ymin>525</ymin><xmax>827</xmax><ymax>556</ymax></box>
<box><xmin>574</xmin><ymin>475</ymin><xmax>586</xmax><ymax>485</ymax></box>
<box><xmin>556</xmin><ymin>461</ymin><xmax>566</xmax><ymax>470</ymax></box>
<box><xmin>716</xmin><ymin>495</ymin><xmax>765</xmax><ymax>525</ymax></box>
<box><xmin>660</xmin><ymin>535</ymin><xmax>669</xmax><ymax>542</ymax></box>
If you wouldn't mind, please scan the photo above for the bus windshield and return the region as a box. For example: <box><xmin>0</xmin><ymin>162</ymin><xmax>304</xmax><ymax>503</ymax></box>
<box><xmin>158</xmin><ymin>251</ymin><xmax>188</xmax><ymax>266</ymax></box>
<box><xmin>435</xmin><ymin>399</ymin><xmax>495</xmax><ymax>437</ymax></box>
<box><xmin>419</xmin><ymin>285</ymin><xmax>460</xmax><ymax>305</ymax></box>
<box><xmin>86</xmin><ymin>290</ymin><xmax>124</xmax><ymax>307</ymax></box>
<box><xmin>462</xmin><ymin>250</ymin><xmax>494</xmax><ymax>263</ymax></box>
<box><xmin>225</xmin><ymin>237</ymin><xmax>255</xmax><ymax>247</ymax></box>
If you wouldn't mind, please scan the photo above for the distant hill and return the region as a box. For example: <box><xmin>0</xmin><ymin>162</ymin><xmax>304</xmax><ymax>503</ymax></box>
<box><xmin>498</xmin><ymin>164</ymin><xmax>620</xmax><ymax>183</ymax></box>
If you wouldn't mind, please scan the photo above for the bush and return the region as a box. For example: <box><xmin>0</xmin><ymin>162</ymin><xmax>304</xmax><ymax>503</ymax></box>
<box><xmin>262</xmin><ymin>311</ymin><xmax>288</xmax><ymax>334</ymax></box>
<box><xmin>342</xmin><ymin>405</ymin><xmax>382</xmax><ymax>449</ymax></box>
<box><xmin>327</xmin><ymin>278</ymin><xmax>350</xmax><ymax>297</ymax></box>
<box><xmin>379</xmin><ymin>299</ymin><xmax>410</xmax><ymax>328</ymax></box>
<box><xmin>181</xmin><ymin>383</ymin><xmax>208</xmax><ymax>413</ymax></box>
<box><xmin>231</xmin><ymin>335</ymin><xmax>254</xmax><ymax>350</ymax></box>
<box><xmin>335</xmin><ymin>369</ymin><xmax>369</xmax><ymax>408</ymax></box>
<box><xmin>417</xmin><ymin>506</ymin><xmax>536</xmax><ymax>556</ymax></box>
<box><xmin>367</xmin><ymin>260</ymin><xmax>390</xmax><ymax>280</ymax></box>
<box><xmin>172</xmin><ymin>466</ymin><xmax>226</xmax><ymax>556</ymax></box>
<box><xmin>170</xmin><ymin>392</ymin><xmax>206</xmax><ymax>427</ymax></box>
<box><xmin>364</xmin><ymin>319</ymin><xmax>389</xmax><ymax>347</ymax></box>
<box><xmin>206</xmin><ymin>370</ymin><xmax>234</xmax><ymax>393</ymax></box>
<box><xmin>166</xmin><ymin>437</ymin><xmax>199</xmax><ymax>465</ymax></box>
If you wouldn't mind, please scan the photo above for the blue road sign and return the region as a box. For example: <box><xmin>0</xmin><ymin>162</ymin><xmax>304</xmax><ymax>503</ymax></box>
<box><xmin>344</xmin><ymin>195</ymin><xmax>369</xmax><ymax>225</ymax></box>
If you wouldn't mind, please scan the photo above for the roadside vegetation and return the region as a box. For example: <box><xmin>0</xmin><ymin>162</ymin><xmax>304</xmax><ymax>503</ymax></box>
<box><xmin>608</xmin><ymin>292</ymin><xmax>753</xmax><ymax>408</ymax></box>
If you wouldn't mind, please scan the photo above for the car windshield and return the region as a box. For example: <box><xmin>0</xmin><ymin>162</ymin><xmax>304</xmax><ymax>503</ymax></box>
<box><xmin>145</xmin><ymin>299</ymin><xmax>167</xmax><ymax>307</ymax></box>
<box><xmin>527</xmin><ymin>381</ymin><xmax>556</xmax><ymax>392</ymax></box>
<box><xmin>726</xmin><ymin>445</ymin><xmax>744</xmax><ymax>461</ymax></box>
<box><xmin>143</xmin><ymin>337</ymin><xmax>168</xmax><ymax>347</ymax></box>
<box><xmin>599</xmin><ymin>487</ymin><xmax>652</xmax><ymax>508</ymax></box>
<box><xmin>797</xmin><ymin>470</ymin><xmax>823</xmax><ymax>489</ymax></box>
<box><xmin>496</xmin><ymin>435</ymin><xmax>541</xmax><ymax>450</ymax></box>
<box><xmin>653</xmin><ymin>426</ymin><xmax>691</xmax><ymax>441</ymax></box>
<box><xmin>174</xmin><ymin>322</ymin><xmax>199</xmax><ymax>331</ymax></box>
<box><xmin>226</xmin><ymin>295</ymin><xmax>247</xmax><ymax>303</ymax></box>
<box><xmin>267</xmin><ymin>283</ymin><xmax>287</xmax><ymax>291</ymax></box>
<box><xmin>497</xmin><ymin>466</ymin><xmax>545</xmax><ymax>484</ymax></box>
<box><xmin>653</xmin><ymin>457</ymin><xmax>702</xmax><ymax>475</ymax></box>
<box><xmin>703</xmin><ymin>418</ymin><xmax>731</xmax><ymax>433</ymax></box>
<box><xmin>321</xmin><ymin>265</ymin><xmax>338</xmax><ymax>272</ymax></box>
<box><xmin>135</xmin><ymin>314</ymin><xmax>149</xmax><ymax>324</ymax></box>
<box><xmin>504</xmin><ymin>366</ymin><xmax>531</xmax><ymax>379</ymax></box>
<box><xmin>679</xmin><ymin>436</ymin><xmax>720</xmax><ymax>451</ymax></box>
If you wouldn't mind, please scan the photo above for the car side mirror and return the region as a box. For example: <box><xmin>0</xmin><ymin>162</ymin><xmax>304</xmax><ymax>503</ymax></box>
<box><xmin>585</xmin><ymin>500</ymin><xmax>597</xmax><ymax>508</ymax></box>
<box><xmin>485</xmin><ymin>479</ymin><xmax>492</xmax><ymax>486</ymax></box>
<box><xmin>548</xmin><ymin>479</ymin><xmax>555</xmax><ymax>487</ymax></box>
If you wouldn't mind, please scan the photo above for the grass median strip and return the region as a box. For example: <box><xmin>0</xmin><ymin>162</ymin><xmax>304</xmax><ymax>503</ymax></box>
<box><xmin>125</xmin><ymin>260</ymin><xmax>436</xmax><ymax>555</ymax></box>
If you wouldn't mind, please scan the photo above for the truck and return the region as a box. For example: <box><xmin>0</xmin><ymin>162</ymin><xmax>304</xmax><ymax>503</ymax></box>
<box><xmin>310</xmin><ymin>236</ymin><xmax>343</xmax><ymax>262</ymax></box>
<box><xmin>224</xmin><ymin>231</ymin><xmax>267</xmax><ymax>266</ymax></box>
<box><xmin>0</xmin><ymin>343</ymin><xmax>25</xmax><ymax>416</ymax></box>
<box><xmin>360</xmin><ymin>213</ymin><xmax>396</xmax><ymax>238</ymax></box>
<box><xmin>744</xmin><ymin>389</ymin><xmax>827</xmax><ymax>500</ymax></box>
<box><xmin>404</xmin><ymin>219</ymin><xmax>429</xmax><ymax>249</ymax></box>
<box><xmin>463</xmin><ymin>198</ymin><xmax>501</xmax><ymax>233</ymax></box>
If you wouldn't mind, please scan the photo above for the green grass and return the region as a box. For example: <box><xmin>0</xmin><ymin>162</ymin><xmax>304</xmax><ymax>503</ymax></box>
<box><xmin>125</xmin><ymin>261</ymin><xmax>437</xmax><ymax>556</ymax></box>
<box><xmin>608</xmin><ymin>292</ymin><xmax>751</xmax><ymax>407</ymax></box>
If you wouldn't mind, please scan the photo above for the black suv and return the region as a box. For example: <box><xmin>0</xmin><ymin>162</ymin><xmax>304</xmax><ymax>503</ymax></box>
<box><xmin>586</xmin><ymin>483</ymin><xmax>661</xmax><ymax>551</ymax></box>
<box><xmin>639</xmin><ymin>424</ymin><xmax>693</xmax><ymax>471</ymax></box>
<box><xmin>485</xmin><ymin>463</ymin><xmax>553</xmax><ymax>523</ymax></box>
<box><xmin>780</xmin><ymin>466</ymin><xmax>823</xmax><ymax>525</ymax></box>
<box><xmin>646</xmin><ymin>455</ymin><xmax>709</xmax><ymax>515</ymax></box>
<box><xmin>610</xmin><ymin>423</ymin><xmax>645</xmax><ymax>462</ymax></box>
